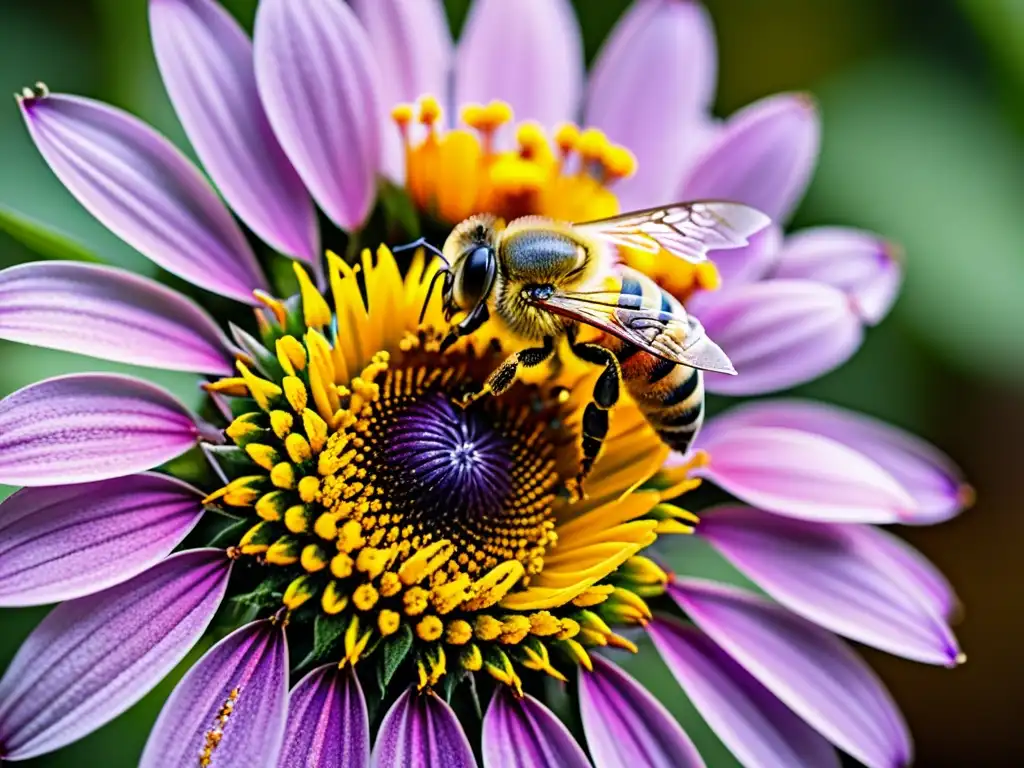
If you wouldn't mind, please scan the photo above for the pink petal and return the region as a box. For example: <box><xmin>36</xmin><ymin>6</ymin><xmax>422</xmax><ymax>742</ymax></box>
<box><xmin>709</xmin><ymin>225</ymin><xmax>783</xmax><ymax>288</ymax></box>
<box><xmin>373</xmin><ymin>687</ymin><xmax>477</xmax><ymax>768</ymax></box>
<box><xmin>0</xmin><ymin>472</ymin><xmax>204</xmax><ymax>606</ymax></box>
<box><xmin>700</xmin><ymin>506</ymin><xmax>961</xmax><ymax>666</ymax></box>
<box><xmin>0</xmin><ymin>549</ymin><xmax>230</xmax><ymax>761</ymax></box>
<box><xmin>352</xmin><ymin>0</ymin><xmax>452</xmax><ymax>182</ymax></box>
<box><xmin>19</xmin><ymin>93</ymin><xmax>267</xmax><ymax>303</ymax></box>
<box><xmin>0</xmin><ymin>374</ymin><xmax>200</xmax><ymax>487</ymax></box>
<box><xmin>705</xmin><ymin>399</ymin><xmax>970</xmax><ymax>524</ymax></box>
<box><xmin>0</xmin><ymin>261</ymin><xmax>234</xmax><ymax>374</ymax></box>
<box><xmin>692</xmin><ymin>279</ymin><xmax>863</xmax><ymax>396</ymax></box>
<box><xmin>140</xmin><ymin>619</ymin><xmax>288</xmax><ymax>768</ymax></box>
<box><xmin>280</xmin><ymin>665</ymin><xmax>369</xmax><ymax>768</ymax></box>
<box><xmin>254</xmin><ymin>0</ymin><xmax>382</xmax><ymax>231</ymax></box>
<box><xmin>668</xmin><ymin>579</ymin><xmax>912</xmax><ymax>768</ymax></box>
<box><xmin>455</xmin><ymin>0</ymin><xmax>583</xmax><ymax>140</ymax></box>
<box><xmin>649</xmin><ymin>617</ymin><xmax>839</xmax><ymax>768</ymax></box>
<box><xmin>680</xmin><ymin>93</ymin><xmax>820</xmax><ymax>223</ymax></box>
<box><xmin>579</xmin><ymin>655</ymin><xmax>704</xmax><ymax>768</ymax></box>
<box><xmin>694</xmin><ymin>423</ymin><xmax>917</xmax><ymax>523</ymax></box>
<box><xmin>584</xmin><ymin>0</ymin><xmax>716</xmax><ymax>209</ymax></box>
<box><xmin>773</xmin><ymin>227</ymin><xmax>902</xmax><ymax>325</ymax></box>
<box><xmin>482</xmin><ymin>688</ymin><xmax>589</xmax><ymax>768</ymax></box>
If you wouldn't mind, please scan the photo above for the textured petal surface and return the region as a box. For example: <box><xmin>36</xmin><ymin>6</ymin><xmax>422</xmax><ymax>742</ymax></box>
<box><xmin>151</xmin><ymin>0</ymin><xmax>319</xmax><ymax>262</ymax></box>
<box><xmin>692</xmin><ymin>279</ymin><xmax>863</xmax><ymax>395</ymax></box>
<box><xmin>482</xmin><ymin>687</ymin><xmax>589</xmax><ymax>768</ymax></box>
<box><xmin>585</xmin><ymin>0</ymin><xmax>716</xmax><ymax>209</ymax></box>
<box><xmin>579</xmin><ymin>655</ymin><xmax>703</xmax><ymax>768</ymax></box>
<box><xmin>455</xmin><ymin>0</ymin><xmax>583</xmax><ymax>139</ymax></box>
<box><xmin>352</xmin><ymin>0</ymin><xmax>452</xmax><ymax>182</ymax></box>
<box><xmin>695</xmin><ymin>423</ymin><xmax>916</xmax><ymax>523</ymax></box>
<box><xmin>773</xmin><ymin>227</ymin><xmax>901</xmax><ymax>325</ymax></box>
<box><xmin>700</xmin><ymin>506</ymin><xmax>960</xmax><ymax>665</ymax></box>
<box><xmin>668</xmin><ymin>579</ymin><xmax>913</xmax><ymax>768</ymax></box>
<box><xmin>680</xmin><ymin>93</ymin><xmax>820</xmax><ymax>223</ymax></box>
<box><xmin>140</xmin><ymin>619</ymin><xmax>288</xmax><ymax>768</ymax></box>
<box><xmin>255</xmin><ymin>0</ymin><xmax>382</xmax><ymax>231</ymax></box>
<box><xmin>0</xmin><ymin>549</ymin><xmax>230</xmax><ymax>761</ymax></box>
<box><xmin>0</xmin><ymin>473</ymin><xmax>204</xmax><ymax>606</ymax></box>
<box><xmin>0</xmin><ymin>261</ymin><xmax>233</xmax><ymax>374</ymax></box>
<box><xmin>649</xmin><ymin>617</ymin><xmax>839</xmax><ymax>768</ymax></box>
<box><xmin>0</xmin><ymin>374</ymin><xmax>200</xmax><ymax>487</ymax></box>
<box><xmin>707</xmin><ymin>399</ymin><xmax>970</xmax><ymax>524</ymax></box>
<box><xmin>19</xmin><ymin>93</ymin><xmax>267</xmax><ymax>302</ymax></box>
<box><xmin>281</xmin><ymin>664</ymin><xmax>369</xmax><ymax>768</ymax></box>
<box><xmin>373</xmin><ymin>688</ymin><xmax>477</xmax><ymax>768</ymax></box>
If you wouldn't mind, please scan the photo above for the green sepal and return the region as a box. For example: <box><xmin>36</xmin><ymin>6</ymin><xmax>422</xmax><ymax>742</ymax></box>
<box><xmin>204</xmin><ymin>445</ymin><xmax>258</xmax><ymax>480</ymax></box>
<box><xmin>208</xmin><ymin>517</ymin><xmax>250</xmax><ymax>549</ymax></box>
<box><xmin>0</xmin><ymin>205</ymin><xmax>103</xmax><ymax>264</ymax></box>
<box><xmin>230</xmin><ymin>323</ymin><xmax>285</xmax><ymax>381</ymax></box>
<box><xmin>229</xmin><ymin>570</ymin><xmax>290</xmax><ymax>611</ymax></box>
<box><xmin>376</xmin><ymin>624</ymin><xmax>414</xmax><ymax>696</ymax></box>
<box><xmin>296</xmin><ymin>613</ymin><xmax>349</xmax><ymax>671</ymax></box>
<box><xmin>230</xmin><ymin>397</ymin><xmax>260</xmax><ymax>418</ymax></box>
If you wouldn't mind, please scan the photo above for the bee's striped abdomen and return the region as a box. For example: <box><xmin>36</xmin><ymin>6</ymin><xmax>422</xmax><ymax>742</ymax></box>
<box><xmin>632</xmin><ymin>365</ymin><xmax>705</xmax><ymax>456</ymax></box>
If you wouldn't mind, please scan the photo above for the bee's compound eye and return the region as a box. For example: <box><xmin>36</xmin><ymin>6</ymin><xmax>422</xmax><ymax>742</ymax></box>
<box><xmin>456</xmin><ymin>246</ymin><xmax>494</xmax><ymax>310</ymax></box>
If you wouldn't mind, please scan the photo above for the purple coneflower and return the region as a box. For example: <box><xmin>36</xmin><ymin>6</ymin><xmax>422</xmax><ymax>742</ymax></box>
<box><xmin>0</xmin><ymin>1</ymin><xmax>969</xmax><ymax>766</ymax></box>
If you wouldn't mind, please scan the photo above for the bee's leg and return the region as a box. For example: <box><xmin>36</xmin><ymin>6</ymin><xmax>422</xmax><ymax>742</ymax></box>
<box><xmin>566</xmin><ymin>340</ymin><xmax>623</xmax><ymax>500</ymax></box>
<box><xmin>458</xmin><ymin>336</ymin><xmax>556</xmax><ymax>407</ymax></box>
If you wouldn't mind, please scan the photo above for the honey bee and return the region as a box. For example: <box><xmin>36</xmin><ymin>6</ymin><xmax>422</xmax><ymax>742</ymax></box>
<box><xmin>408</xmin><ymin>202</ymin><xmax>771</xmax><ymax>490</ymax></box>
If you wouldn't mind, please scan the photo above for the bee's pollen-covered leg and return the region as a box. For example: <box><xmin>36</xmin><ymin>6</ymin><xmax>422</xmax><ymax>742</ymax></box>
<box><xmin>568</xmin><ymin>341</ymin><xmax>623</xmax><ymax>497</ymax></box>
<box><xmin>458</xmin><ymin>336</ymin><xmax>556</xmax><ymax>407</ymax></box>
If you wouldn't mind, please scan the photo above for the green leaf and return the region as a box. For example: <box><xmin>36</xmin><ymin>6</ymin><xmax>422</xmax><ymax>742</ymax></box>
<box><xmin>378</xmin><ymin>181</ymin><xmax>422</xmax><ymax>241</ymax></box>
<box><xmin>376</xmin><ymin>624</ymin><xmax>414</xmax><ymax>695</ymax></box>
<box><xmin>203</xmin><ymin>445</ymin><xmax>258</xmax><ymax>481</ymax></box>
<box><xmin>297</xmin><ymin>613</ymin><xmax>349</xmax><ymax>671</ymax></box>
<box><xmin>0</xmin><ymin>205</ymin><xmax>103</xmax><ymax>264</ymax></box>
<box><xmin>208</xmin><ymin>517</ymin><xmax>249</xmax><ymax>549</ymax></box>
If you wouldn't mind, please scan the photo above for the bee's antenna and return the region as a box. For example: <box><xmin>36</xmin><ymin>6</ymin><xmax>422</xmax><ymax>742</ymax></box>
<box><xmin>393</xmin><ymin>236</ymin><xmax>449</xmax><ymax>267</ymax></box>
<box><xmin>419</xmin><ymin>268</ymin><xmax>450</xmax><ymax>324</ymax></box>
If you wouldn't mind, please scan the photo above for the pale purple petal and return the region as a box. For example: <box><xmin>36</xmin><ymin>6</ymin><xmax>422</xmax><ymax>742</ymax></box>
<box><xmin>455</xmin><ymin>0</ymin><xmax>583</xmax><ymax>139</ymax></box>
<box><xmin>699</xmin><ymin>506</ymin><xmax>961</xmax><ymax>666</ymax></box>
<box><xmin>372</xmin><ymin>687</ymin><xmax>477</xmax><ymax>768</ymax></box>
<box><xmin>584</xmin><ymin>0</ymin><xmax>716</xmax><ymax>209</ymax></box>
<box><xmin>281</xmin><ymin>664</ymin><xmax>369</xmax><ymax>768</ymax></box>
<box><xmin>649</xmin><ymin>617</ymin><xmax>839</xmax><ymax>768</ymax></box>
<box><xmin>352</xmin><ymin>0</ymin><xmax>452</xmax><ymax>182</ymax></box>
<box><xmin>19</xmin><ymin>93</ymin><xmax>267</xmax><ymax>303</ymax></box>
<box><xmin>0</xmin><ymin>549</ymin><xmax>230</xmax><ymax>761</ymax></box>
<box><xmin>0</xmin><ymin>472</ymin><xmax>204</xmax><ymax>606</ymax></box>
<box><xmin>706</xmin><ymin>399</ymin><xmax>971</xmax><ymax>524</ymax></box>
<box><xmin>862</xmin><ymin>527</ymin><xmax>960</xmax><ymax>620</ymax></box>
<box><xmin>254</xmin><ymin>0</ymin><xmax>382</xmax><ymax>231</ymax></box>
<box><xmin>0</xmin><ymin>261</ymin><xmax>234</xmax><ymax>374</ymax></box>
<box><xmin>709</xmin><ymin>225</ymin><xmax>783</xmax><ymax>288</ymax></box>
<box><xmin>151</xmin><ymin>0</ymin><xmax>319</xmax><ymax>262</ymax></box>
<box><xmin>773</xmin><ymin>227</ymin><xmax>902</xmax><ymax>325</ymax></box>
<box><xmin>680</xmin><ymin>93</ymin><xmax>820</xmax><ymax>223</ymax></box>
<box><xmin>482</xmin><ymin>687</ymin><xmax>589</xmax><ymax>768</ymax></box>
<box><xmin>668</xmin><ymin>579</ymin><xmax>913</xmax><ymax>768</ymax></box>
<box><xmin>692</xmin><ymin>279</ymin><xmax>863</xmax><ymax>395</ymax></box>
<box><xmin>579</xmin><ymin>655</ymin><xmax>703</xmax><ymax>768</ymax></box>
<box><xmin>694</xmin><ymin>423</ymin><xmax>917</xmax><ymax>523</ymax></box>
<box><xmin>0</xmin><ymin>374</ymin><xmax>200</xmax><ymax>487</ymax></box>
<box><xmin>140</xmin><ymin>619</ymin><xmax>288</xmax><ymax>768</ymax></box>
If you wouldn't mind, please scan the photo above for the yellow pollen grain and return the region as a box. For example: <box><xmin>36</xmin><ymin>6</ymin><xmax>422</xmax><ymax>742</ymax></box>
<box><xmin>445</xmin><ymin>619</ymin><xmax>473</xmax><ymax>645</ymax></box>
<box><xmin>418</xmin><ymin>94</ymin><xmax>442</xmax><ymax>126</ymax></box>
<box><xmin>554</xmin><ymin>122</ymin><xmax>580</xmax><ymax>154</ymax></box>
<box><xmin>416</xmin><ymin>616</ymin><xmax>444</xmax><ymax>642</ymax></box>
<box><xmin>353</xmin><ymin>583</ymin><xmax>379</xmax><ymax>611</ymax></box>
<box><xmin>403</xmin><ymin>587</ymin><xmax>430</xmax><ymax>616</ymax></box>
<box><xmin>270</xmin><ymin>410</ymin><xmax>294</xmax><ymax>439</ymax></box>
<box><xmin>602</xmin><ymin>144</ymin><xmax>637</xmax><ymax>179</ymax></box>
<box><xmin>474</xmin><ymin>615</ymin><xmax>502</xmax><ymax>642</ymax></box>
<box><xmin>378</xmin><ymin>609</ymin><xmax>401</xmax><ymax>636</ymax></box>
<box><xmin>284</xmin><ymin>504</ymin><xmax>313</xmax><ymax>534</ymax></box>
<box><xmin>297</xmin><ymin>475</ymin><xmax>321</xmax><ymax>503</ymax></box>
<box><xmin>379</xmin><ymin>572</ymin><xmax>402</xmax><ymax>597</ymax></box>
<box><xmin>270</xmin><ymin>462</ymin><xmax>296</xmax><ymax>489</ymax></box>
<box><xmin>499</xmin><ymin>615</ymin><xmax>531</xmax><ymax>645</ymax></box>
<box><xmin>300</xmin><ymin>544</ymin><xmax>328</xmax><ymax>572</ymax></box>
<box><xmin>283</xmin><ymin>376</ymin><xmax>308</xmax><ymax>413</ymax></box>
<box><xmin>294</xmin><ymin>263</ymin><xmax>331</xmax><ymax>328</ymax></box>
<box><xmin>322</xmin><ymin>581</ymin><xmax>348</xmax><ymax>615</ymax></box>
<box><xmin>337</xmin><ymin>520</ymin><xmax>365</xmax><ymax>552</ymax></box>
<box><xmin>285</xmin><ymin>433</ymin><xmax>312</xmax><ymax>464</ymax></box>
<box><xmin>391</xmin><ymin>103</ymin><xmax>414</xmax><ymax>129</ymax></box>
<box><xmin>330</xmin><ymin>552</ymin><xmax>354</xmax><ymax>579</ymax></box>
<box><xmin>576</xmin><ymin>127</ymin><xmax>610</xmax><ymax>161</ymax></box>
<box><xmin>528</xmin><ymin>611</ymin><xmax>562</xmax><ymax>637</ymax></box>
<box><xmin>314</xmin><ymin>512</ymin><xmax>340</xmax><ymax>540</ymax></box>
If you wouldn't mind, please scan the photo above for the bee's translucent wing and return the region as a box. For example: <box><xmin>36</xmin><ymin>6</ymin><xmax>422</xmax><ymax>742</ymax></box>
<box><xmin>575</xmin><ymin>201</ymin><xmax>771</xmax><ymax>264</ymax></box>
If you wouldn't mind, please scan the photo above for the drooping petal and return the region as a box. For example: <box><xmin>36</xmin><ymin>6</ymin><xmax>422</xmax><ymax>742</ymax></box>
<box><xmin>151</xmin><ymin>0</ymin><xmax>319</xmax><ymax>263</ymax></box>
<box><xmin>280</xmin><ymin>664</ymin><xmax>369</xmax><ymax>768</ymax></box>
<box><xmin>705</xmin><ymin>399</ymin><xmax>971</xmax><ymax>524</ymax></box>
<box><xmin>372</xmin><ymin>687</ymin><xmax>477</xmax><ymax>768</ymax></box>
<box><xmin>0</xmin><ymin>374</ymin><xmax>200</xmax><ymax>487</ymax></box>
<box><xmin>691</xmin><ymin>279</ymin><xmax>863</xmax><ymax>396</ymax></box>
<box><xmin>352</xmin><ymin>0</ymin><xmax>452</xmax><ymax>182</ymax></box>
<box><xmin>699</xmin><ymin>506</ymin><xmax>961</xmax><ymax>665</ymax></box>
<box><xmin>0</xmin><ymin>549</ymin><xmax>230</xmax><ymax>761</ymax></box>
<box><xmin>649</xmin><ymin>617</ymin><xmax>840</xmax><ymax>768</ymax></box>
<box><xmin>254</xmin><ymin>0</ymin><xmax>382</xmax><ymax>231</ymax></box>
<box><xmin>482</xmin><ymin>687</ymin><xmax>589</xmax><ymax>768</ymax></box>
<box><xmin>668</xmin><ymin>579</ymin><xmax>913</xmax><ymax>768</ymax></box>
<box><xmin>455</xmin><ymin>0</ymin><xmax>583</xmax><ymax>136</ymax></box>
<box><xmin>709</xmin><ymin>225</ymin><xmax>782</xmax><ymax>288</ymax></box>
<box><xmin>679</xmin><ymin>93</ymin><xmax>820</xmax><ymax>223</ymax></box>
<box><xmin>140</xmin><ymin>619</ymin><xmax>288</xmax><ymax>768</ymax></box>
<box><xmin>585</xmin><ymin>0</ymin><xmax>716</xmax><ymax>209</ymax></box>
<box><xmin>694</xmin><ymin>423</ymin><xmax>916</xmax><ymax>523</ymax></box>
<box><xmin>0</xmin><ymin>473</ymin><xmax>204</xmax><ymax>606</ymax></box>
<box><xmin>0</xmin><ymin>261</ymin><xmax>234</xmax><ymax>374</ymax></box>
<box><xmin>772</xmin><ymin>227</ymin><xmax>901</xmax><ymax>325</ymax></box>
<box><xmin>18</xmin><ymin>93</ymin><xmax>267</xmax><ymax>303</ymax></box>
<box><xmin>578</xmin><ymin>655</ymin><xmax>704</xmax><ymax>768</ymax></box>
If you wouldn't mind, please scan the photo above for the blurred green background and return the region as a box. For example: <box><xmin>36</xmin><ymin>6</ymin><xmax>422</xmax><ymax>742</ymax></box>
<box><xmin>1</xmin><ymin>0</ymin><xmax>1022</xmax><ymax>765</ymax></box>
